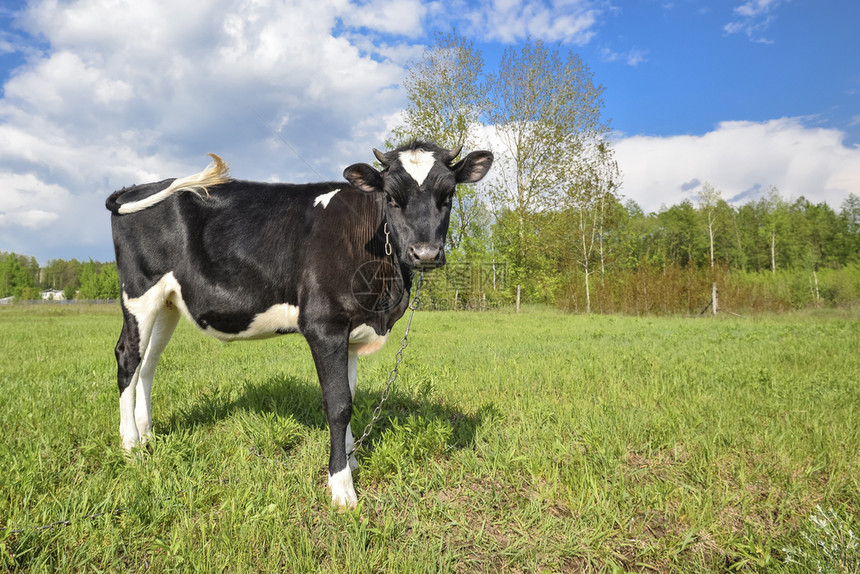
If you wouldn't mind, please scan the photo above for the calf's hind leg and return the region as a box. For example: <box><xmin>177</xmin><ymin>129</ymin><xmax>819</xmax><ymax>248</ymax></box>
<box><xmin>115</xmin><ymin>297</ymin><xmax>176</xmax><ymax>451</ymax></box>
<box><xmin>134</xmin><ymin>306</ymin><xmax>180</xmax><ymax>443</ymax></box>
<box><xmin>115</xmin><ymin>304</ymin><xmax>144</xmax><ymax>451</ymax></box>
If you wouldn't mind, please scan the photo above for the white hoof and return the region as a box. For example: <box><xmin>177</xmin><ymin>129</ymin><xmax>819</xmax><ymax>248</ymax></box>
<box><xmin>120</xmin><ymin>428</ymin><xmax>139</xmax><ymax>452</ymax></box>
<box><xmin>136</xmin><ymin>420</ymin><xmax>152</xmax><ymax>442</ymax></box>
<box><xmin>329</xmin><ymin>467</ymin><xmax>358</xmax><ymax>509</ymax></box>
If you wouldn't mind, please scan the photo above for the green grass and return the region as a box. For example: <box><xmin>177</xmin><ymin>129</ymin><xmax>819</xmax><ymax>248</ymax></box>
<box><xmin>1</xmin><ymin>304</ymin><xmax>859</xmax><ymax>572</ymax></box>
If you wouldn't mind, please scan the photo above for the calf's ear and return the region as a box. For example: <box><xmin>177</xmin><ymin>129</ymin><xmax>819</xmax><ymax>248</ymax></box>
<box><xmin>452</xmin><ymin>151</ymin><xmax>494</xmax><ymax>184</ymax></box>
<box><xmin>344</xmin><ymin>163</ymin><xmax>384</xmax><ymax>193</ymax></box>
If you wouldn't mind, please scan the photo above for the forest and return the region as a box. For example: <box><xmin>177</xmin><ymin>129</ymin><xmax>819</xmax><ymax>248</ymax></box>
<box><xmin>418</xmin><ymin>188</ymin><xmax>860</xmax><ymax>313</ymax></box>
<box><xmin>0</xmin><ymin>254</ymin><xmax>119</xmax><ymax>301</ymax></box>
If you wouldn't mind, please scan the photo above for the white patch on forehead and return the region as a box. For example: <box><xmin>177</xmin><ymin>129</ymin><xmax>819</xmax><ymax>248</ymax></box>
<box><xmin>398</xmin><ymin>150</ymin><xmax>436</xmax><ymax>186</ymax></box>
<box><xmin>313</xmin><ymin>189</ymin><xmax>340</xmax><ymax>209</ymax></box>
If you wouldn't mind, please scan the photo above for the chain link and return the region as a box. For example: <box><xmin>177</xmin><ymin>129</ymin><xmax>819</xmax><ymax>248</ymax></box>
<box><xmin>348</xmin><ymin>271</ymin><xmax>424</xmax><ymax>457</ymax></box>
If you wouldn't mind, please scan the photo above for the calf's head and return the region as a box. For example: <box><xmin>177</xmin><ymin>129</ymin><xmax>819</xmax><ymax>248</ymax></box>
<box><xmin>344</xmin><ymin>141</ymin><xmax>493</xmax><ymax>269</ymax></box>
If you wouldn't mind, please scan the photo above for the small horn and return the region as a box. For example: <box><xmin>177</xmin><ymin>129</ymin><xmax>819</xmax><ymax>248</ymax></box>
<box><xmin>448</xmin><ymin>144</ymin><xmax>464</xmax><ymax>162</ymax></box>
<box><xmin>373</xmin><ymin>148</ymin><xmax>388</xmax><ymax>165</ymax></box>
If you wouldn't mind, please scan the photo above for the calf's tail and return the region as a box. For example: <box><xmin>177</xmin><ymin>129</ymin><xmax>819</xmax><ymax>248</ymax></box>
<box><xmin>106</xmin><ymin>153</ymin><xmax>231</xmax><ymax>215</ymax></box>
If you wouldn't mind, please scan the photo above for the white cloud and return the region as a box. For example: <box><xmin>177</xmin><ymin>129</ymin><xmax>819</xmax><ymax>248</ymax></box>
<box><xmin>724</xmin><ymin>0</ymin><xmax>786</xmax><ymax>43</ymax></box>
<box><xmin>5</xmin><ymin>50</ymin><xmax>133</xmax><ymax>110</ymax></box>
<box><xmin>0</xmin><ymin>172</ymin><xmax>67</xmax><ymax>229</ymax></box>
<box><xmin>0</xmin><ymin>38</ymin><xmax>15</xmax><ymax>55</ymax></box>
<box><xmin>600</xmin><ymin>46</ymin><xmax>648</xmax><ymax>67</ymax></box>
<box><xmin>343</xmin><ymin>0</ymin><xmax>431</xmax><ymax>36</ymax></box>
<box><xmin>733</xmin><ymin>0</ymin><xmax>780</xmax><ymax>18</ymax></box>
<box><xmin>0</xmin><ymin>209</ymin><xmax>58</xmax><ymax>229</ymax></box>
<box><xmin>460</xmin><ymin>0</ymin><xmax>603</xmax><ymax>45</ymax></box>
<box><xmin>613</xmin><ymin>117</ymin><xmax>860</xmax><ymax>213</ymax></box>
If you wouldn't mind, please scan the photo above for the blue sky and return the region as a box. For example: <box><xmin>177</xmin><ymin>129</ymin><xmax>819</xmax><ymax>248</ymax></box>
<box><xmin>0</xmin><ymin>0</ymin><xmax>858</xmax><ymax>263</ymax></box>
<box><xmin>585</xmin><ymin>2</ymin><xmax>859</xmax><ymax>141</ymax></box>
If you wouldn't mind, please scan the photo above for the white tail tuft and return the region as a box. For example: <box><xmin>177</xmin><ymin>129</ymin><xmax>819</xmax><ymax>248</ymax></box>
<box><xmin>118</xmin><ymin>154</ymin><xmax>232</xmax><ymax>214</ymax></box>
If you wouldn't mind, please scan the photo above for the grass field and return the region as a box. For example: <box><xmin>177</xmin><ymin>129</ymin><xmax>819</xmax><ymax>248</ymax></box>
<box><xmin>1</xmin><ymin>304</ymin><xmax>859</xmax><ymax>573</ymax></box>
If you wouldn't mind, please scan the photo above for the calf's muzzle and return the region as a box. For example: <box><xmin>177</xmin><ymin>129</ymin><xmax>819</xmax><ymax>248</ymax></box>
<box><xmin>408</xmin><ymin>242</ymin><xmax>443</xmax><ymax>269</ymax></box>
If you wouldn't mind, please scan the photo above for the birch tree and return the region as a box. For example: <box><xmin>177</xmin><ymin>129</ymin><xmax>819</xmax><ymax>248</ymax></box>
<box><xmin>698</xmin><ymin>182</ymin><xmax>722</xmax><ymax>269</ymax></box>
<box><xmin>484</xmin><ymin>40</ymin><xmax>608</xmax><ymax>285</ymax></box>
<box><xmin>761</xmin><ymin>186</ymin><xmax>788</xmax><ymax>274</ymax></box>
<box><xmin>561</xmin><ymin>141</ymin><xmax>620</xmax><ymax>313</ymax></box>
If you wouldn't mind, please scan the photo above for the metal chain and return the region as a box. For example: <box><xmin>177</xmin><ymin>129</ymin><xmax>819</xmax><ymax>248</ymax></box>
<box><xmin>348</xmin><ymin>271</ymin><xmax>424</xmax><ymax>457</ymax></box>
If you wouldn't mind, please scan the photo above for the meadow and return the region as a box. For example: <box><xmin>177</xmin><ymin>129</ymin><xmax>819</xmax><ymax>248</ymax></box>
<box><xmin>1</xmin><ymin>304</ymin><xmax>858</xmax><ymax>573</ymax></box>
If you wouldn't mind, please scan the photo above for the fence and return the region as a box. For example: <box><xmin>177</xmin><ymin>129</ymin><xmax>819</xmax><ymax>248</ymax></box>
<box><xmin>420</xmin><ymin>261</ymin><xmax>510</xmax><ymax>311</ymax></box>
<box><xmin>0</xmin><ymin>298</ymin><xmax>117</xmax><ymax>306</ymax></box>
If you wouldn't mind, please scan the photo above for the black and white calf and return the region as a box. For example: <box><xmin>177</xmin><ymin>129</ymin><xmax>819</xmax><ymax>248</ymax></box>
<box><xmin>106</xmin><ymin>141</ymin><xmax>493</xmax><ymax>507</ymax></box>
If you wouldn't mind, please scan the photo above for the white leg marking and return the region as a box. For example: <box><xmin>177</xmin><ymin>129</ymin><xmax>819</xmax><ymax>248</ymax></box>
<box><xmin>346</xmin><ymin>352</ymin><xmax>359</xmax><ymax>471</ymax></box>
<box><xmin>120</xmin><ymin>368</ymin><xmax>141</xmax><ymax>450</ymax></box>
<box><xmin>120</xmin><ymin>279</ymin><xmax>173</xmax><ymax>451</ymax></box>
<box><xmin>134</xmin><ymin>376</ymin><xmax>150</xmax><ymax>443</ymax></box>
<box><xmin>120</xmin><ymin>298</ymin><xmax>158</xmax><ymax>452</ymax></box>
<box><xmin>329</xmin><ymin>466</ymin><xmax>357</xmax><ymax>508</ymax></box>
<box><xmin>134</xmin><ymin>308</ymin><xmax>180</xmax><ymax>443</ymax></box>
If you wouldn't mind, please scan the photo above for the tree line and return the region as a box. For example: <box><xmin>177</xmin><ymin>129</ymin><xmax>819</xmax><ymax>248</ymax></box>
<box><xmin>528</xmin><ymin>188</ymin><xmax>860</xmax><ymax>313</ymax></box>
<box><xmin>0</xmin><ymin>253</ymin><xmax>119</xmax><ymax>301</ymax></box>
<box><xmin>389</xmin><ymin>31</ymin><xmax>860</xmax><ymax>314</ymax></box>
<box><xmin>3</xmin><ymin>187</ymin><xmax>858</xmax><ymax>310</ymax></box>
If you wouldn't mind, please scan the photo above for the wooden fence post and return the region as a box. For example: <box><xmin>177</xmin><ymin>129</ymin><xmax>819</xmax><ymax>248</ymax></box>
<box><xmin>516</xmin><ymin>284</ymin><xmax>521</xmax><ymax>313</ymax></box>
<box><xmin>712</xmin><ymin>282</ymin><xmax>718</xmax><ymax>315</ymax></box>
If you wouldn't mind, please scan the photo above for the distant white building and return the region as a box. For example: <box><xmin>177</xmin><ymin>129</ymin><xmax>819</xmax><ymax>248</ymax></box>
<box><xmin>41</xmin><ymin>289</ymin><xmax>66</xmax><ymax>301</ymax></box>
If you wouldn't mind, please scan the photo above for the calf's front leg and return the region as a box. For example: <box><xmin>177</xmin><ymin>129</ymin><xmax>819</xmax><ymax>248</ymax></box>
<box><xmin>304</xmin><ymin>325</ymin><xmax>357</xmax><ymax>508</ymax></box>
<box><xmin>346</xmin><ymin>351</ymin><xmax>359</xmax><ymax>471</ymax></box>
